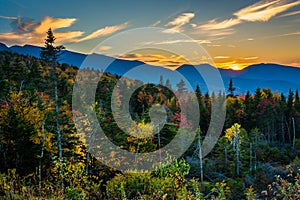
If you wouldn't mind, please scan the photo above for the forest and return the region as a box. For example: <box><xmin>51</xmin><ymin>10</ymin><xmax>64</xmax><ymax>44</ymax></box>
<box><xmin>0</xmin><ymin>31</ymin><xmax>299</xmax><ymax>199</ymax></box>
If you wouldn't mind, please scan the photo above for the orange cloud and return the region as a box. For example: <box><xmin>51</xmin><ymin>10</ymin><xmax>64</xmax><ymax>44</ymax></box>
<box><xmin>117</xmin><ymin>53</ymin><xmax>190</xmax><ymax>68</ymax></box>
<box><xmin>34</xmin><ymin>16</ymin><xmax>77</xmax><ymax>34</ymax></box>
<box><xmin>244</xmin><ymin>56</ymin><xmax>259</xmax><ymax>60</ymax></box>
<box><xmin>0</xmin><ymin>16</ymin><xmax>128</xmax><ymax>46</ymax></box>
<box><xmin>214</xmin><ymin>56</ymin><xmax>230</xmax><ymax>59</ymax></box>
<box><xmin>77</xmin><ymin>22</ymin><xmax>128</xmax><ymax>42</ymax></box>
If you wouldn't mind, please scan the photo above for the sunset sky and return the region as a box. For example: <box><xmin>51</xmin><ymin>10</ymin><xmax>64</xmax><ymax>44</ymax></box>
<box><xmin>0</xmin><ymin>0</ymin><xmax>300</xmax><ymax>70</ymax></box>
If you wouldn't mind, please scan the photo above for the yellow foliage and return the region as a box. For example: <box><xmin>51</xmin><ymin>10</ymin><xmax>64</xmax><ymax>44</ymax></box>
<box><xmin>225</xmin><ymin>123</ymin><xmax>241</xmax><ymax>143</ymax></box>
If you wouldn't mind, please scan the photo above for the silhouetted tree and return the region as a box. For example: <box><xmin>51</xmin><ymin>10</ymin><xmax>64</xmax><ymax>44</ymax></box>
<box><xmin>228</xmin><ymin>78</ymin><xmax>235</xmax><ymax>97</ymax></box>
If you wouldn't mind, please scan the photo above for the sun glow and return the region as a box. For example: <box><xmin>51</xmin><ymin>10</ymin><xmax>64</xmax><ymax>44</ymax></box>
<box><xmin>230</xmin><ymin>64</ymin><xmax>242</xmax><ymax>71</ymax></box>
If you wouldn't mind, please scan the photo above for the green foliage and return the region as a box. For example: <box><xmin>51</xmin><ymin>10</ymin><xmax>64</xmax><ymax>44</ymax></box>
<box><xmin>1</xmin><ymin>43</ymin><xmax>300</xmax><ymax>199</ymax></box>
<box><xmin>210</xmin><ymin>180</ymin><xmax>230</xmax><ymax>199</ymax></box>
<box><xmin>107</xmin><ymin>159</ymin><xmax>203</xmax><ymax>199</ymax></box>
<box><xmin>244</xmin><ymin>186</ymin><xmax>256</xmax><ymax>200</ymax></box>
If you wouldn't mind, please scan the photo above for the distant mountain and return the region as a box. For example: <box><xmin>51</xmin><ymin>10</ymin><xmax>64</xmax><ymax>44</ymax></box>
<box><xmin>1</xmin><ymin>42</ymin><xmax>299</xmax><ymax>94</ymax></box>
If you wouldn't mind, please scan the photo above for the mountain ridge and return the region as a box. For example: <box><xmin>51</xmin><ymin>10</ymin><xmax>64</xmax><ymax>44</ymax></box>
<box><xmin>1</xmin><ymin>42</ymin><xmax>299</xmax><ymax>94</ymax></box>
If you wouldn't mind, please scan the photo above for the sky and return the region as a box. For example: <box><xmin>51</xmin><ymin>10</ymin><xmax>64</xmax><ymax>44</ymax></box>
<box><xmin>0</xmin><ymin>0</ymin><xmax>300</xmax><ymax>70</ymax></box>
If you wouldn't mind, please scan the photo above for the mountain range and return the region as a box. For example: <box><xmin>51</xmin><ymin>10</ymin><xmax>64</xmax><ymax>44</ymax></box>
<box><xmin>1</xmin><ymin>42</ymin><xmax>299</xmax><ymax>95</ymax></box>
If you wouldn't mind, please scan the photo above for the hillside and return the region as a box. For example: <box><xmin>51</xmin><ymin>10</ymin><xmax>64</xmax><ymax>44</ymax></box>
<box><xmin>1</xmin><ymin>42</ymin><xmax>300</xmax><ymax>94</ymax></box>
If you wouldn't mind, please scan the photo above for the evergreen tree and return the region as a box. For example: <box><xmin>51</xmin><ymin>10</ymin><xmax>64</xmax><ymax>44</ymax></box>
<box><xmin>176</xmin><ymin>79</ymin><xmax>187</xmax><ymax>93</ymax></box>
<box><xmin>40</xmin><ymin>28</ymin><xmax>65</xmax><ymax>181</ymax></box>
<box><xmin>165</xmin><ymin>79</ymin><xmax>171</xmax><ymax>89</ymax></box>
<box><xmin>159</xmin><ymin>75</ymin><xmax>164</xmax><ymax>86</ymax></box>
<box><xmin>228</xmin><ymin>78</ymin><xmax>235</xmax><ymax>97</ymax></box>
<box><xmin>295</xmin><ymin>90</ymin><xmax>300</xmax><ymax>114</ymax></box>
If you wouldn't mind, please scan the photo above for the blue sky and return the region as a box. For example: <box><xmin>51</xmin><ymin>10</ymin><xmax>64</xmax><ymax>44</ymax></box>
<box><xmin>0</xmin><ymin>0</ymin><xmax>300</xmax><ymax>69</ymax></box>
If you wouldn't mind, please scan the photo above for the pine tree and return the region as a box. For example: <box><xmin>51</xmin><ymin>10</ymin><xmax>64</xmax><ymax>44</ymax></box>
<box><xmin>159</xmin><ymin>75</ymin><xmax>164</xmax><ymax>86</ymax></box>
<box><xmin>176</xmin><ymin>79</ymin><xmax>187</xmax><ymax>93</ymax></box>
<box><xmin>295</xmin><ymin>90</ymin><xmax>300</xmax><ymax>114</ymax></box>
<box><xmin>40</xmin><ymin>28</ymin><xmax>65</xmax><ymax>182</ymax></box>
<box><xmin>228</xmin><ymin>78</ymin><xmax>235</xmax><ymax>97</ymax></box>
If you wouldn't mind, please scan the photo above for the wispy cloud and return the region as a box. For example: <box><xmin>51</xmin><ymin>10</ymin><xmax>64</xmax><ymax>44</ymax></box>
<box><xmin>207</xmin><ymin>44</ymin><xmax>221</xmax><ymax>47</ymax></box>
<box><xmin>281</xmin><ymin>31</ymin><xmax>300</xmax><ymax>36</ymax></box>
<box><xmin>117</xmin><ymin>53</ymin><xmax>190</xmax><ymax>68</ymax></box>
<box><xmin>265</xmin><ymin>31</ymin><xmax>300</xmax><ymax>38</ymax></box>
<box><xmin>146</xmin><ymin>39</ymin><xmax>211</xmax><ymax>45</ymax></box>
<box><xmin>194</xmin><ymin>28</ymin><xmax>236</xmax><ymax>37</ymax></box>
<box><xmin>214</xmin><ymin>56</ymin><xmax>230</xmax><ymax>59</ymax></box>
<box><xmin>199</xmin><ymin>18</ymin><xmax>241</xmax><ymax>30</ymax></box>
<box><xmin>278</xmin><ymin>10</ymin><xmax>300</xmax><ymax>17</ymax></box>
<box><xmin>165</xmin><ymin>12</ymin><xmax>195</xmax><ymax>32</ymax></box>
<box><xmin>234</xmin><ymin>0</ymin><xmax>300</xmax><ymax>22</ymax></box>
<box><xmin>77</xmin><ymin>22</ymin><xmax>128</xmax><ymax>42</ymax></box>
<box><xmin>150</xmin><ymin>20</ymin><xmax>161</xmax><ymax>27</ymax></box>
<box><xmin>244</xmin><ymin>56</ymin><xmax>259</xmax><ymax>60</ymax></box>
<box><xmin>195</xmin><ymin>0</ymin><xmax>300</xmax><ymax>36</ymax></box>
<box><xmin>0</xmin><ymin>15</ymin><xmax>18</xmax><ymax>20</ymax></box>
<box><xmin>0</xmin><ymin>16</ymin><xmax>128</xmax><ymax>46</ymax></box>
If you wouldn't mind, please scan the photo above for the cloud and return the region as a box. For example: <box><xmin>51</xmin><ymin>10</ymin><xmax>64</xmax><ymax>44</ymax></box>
<box><xmin>166</xmin><ymin>13</ymin><xmax>195</xmax><ymax>27</ymax></box>
<box><xmin>34</xmin><ymin>16</ymin><xmax>77</xmax><ymax>34</ymax></box>
<box><xmin>199</xmin><ymin>18</ymin><xmax>241</xmax><ymax>30</ymax></box>
<box><xmin>281</xmin><ymin>31</ymin><xmax>300</xmax><ymax>36</ymax></box>
<box><xmin>278</xmin><ymin>10</ymin><xmax>300</xmax><ymax>17</ymax></box>
<box><xmin>214</xmin><ymin>56</ymin><xmax>230</xmax><ymax>59</ymax></box>
<box><xmin>148</xmin><ymin>39</ymin><xmax>211</xmax><ymax>45</ymax></box>
<box><xmin>244</xmin><ymin>56</ymin><xmax>259</xmax><ymax>60</ymax></box>
<box><xmin>98</xmin><ymin>45</ymin><xmax>112</xmax><ymax>51</ymax></box>
<box><xmin>0</xmin><ymin>16</ymin><xmax>128</xmax><ymax>46</ymax></box>
<box><xmin>234</xmin><ymin>0</ymin><xmax>300</xmax><ymax>22</ymax></box>
<box><xmin>150</xmin><ymin>20</ymin><xmax>161</xmax><ymax>27</ymax></box>
<box><xmin>195</xmin><ymin>0</ymin><xmax>300</xmax><ymax>36</ymax></box>
<box><xmin>0</xmin><ymin>15</ymin><xmax>18</xmax><ymax>20</ymax></box>
<box><xmin>77</xmin><ymin>22</ymin><xmax>128</xmax><ymax>42</ymax></box>
<box><xmin>165</xmin><ymin>12</ymin><xmax>195</xmax><ymax>32</ymax></box>
<box><xmin>268</xmin><ymin>31</ymin><xmax>300</xmax><ymax>38</ymax></box>
<box><xmin>207</xmin><ymin>44</ymin><xmax>221</xmax><ymax>47</ymax></box>
<box><xmin>116</xmin><ymin>53</ymin><xmax>190</xmax><ymax>68</ymax></box>
<box><xmin>194</xmin><ymin>28</ymin><xmax>236</xmax><ymax>37</ymax></box>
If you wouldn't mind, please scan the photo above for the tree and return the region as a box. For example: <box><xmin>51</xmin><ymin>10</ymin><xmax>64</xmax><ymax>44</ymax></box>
<box><xmin>176</xmin><ymin>79</ymin><xmax>187</xmax><ymax>93</ymax></box>
<box><xmin>159</xmin><ymin>75</ymin><xmax>164</xmax><ymax>86</ymax></box>
<box><xmin>295</xmin><ymin>90</ymin><xmax>300</xmax><ymax>115</ymax></box>
<box><xmin>0</xmin><ymin>91</ymin><xmax>46</xmax><ymax>175</ymax></box>
<box><xmin>165</xmin><ymin>79</ymin><xmax>171</xmax><ymax>89</ymax></box>
<box><xmin>40</xmin><ymin>28</ymin><xmax>65</xmax><ymax>181</ymax></box>
<box><xmin>228</xmin><ymin>79</ymin><xmax>235</xmax><ymax>97</ymax></box>
<box><xmin>225</xmin><ymin>123</ymin><xmax>242</xmax><ymax>175</ymax></box>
